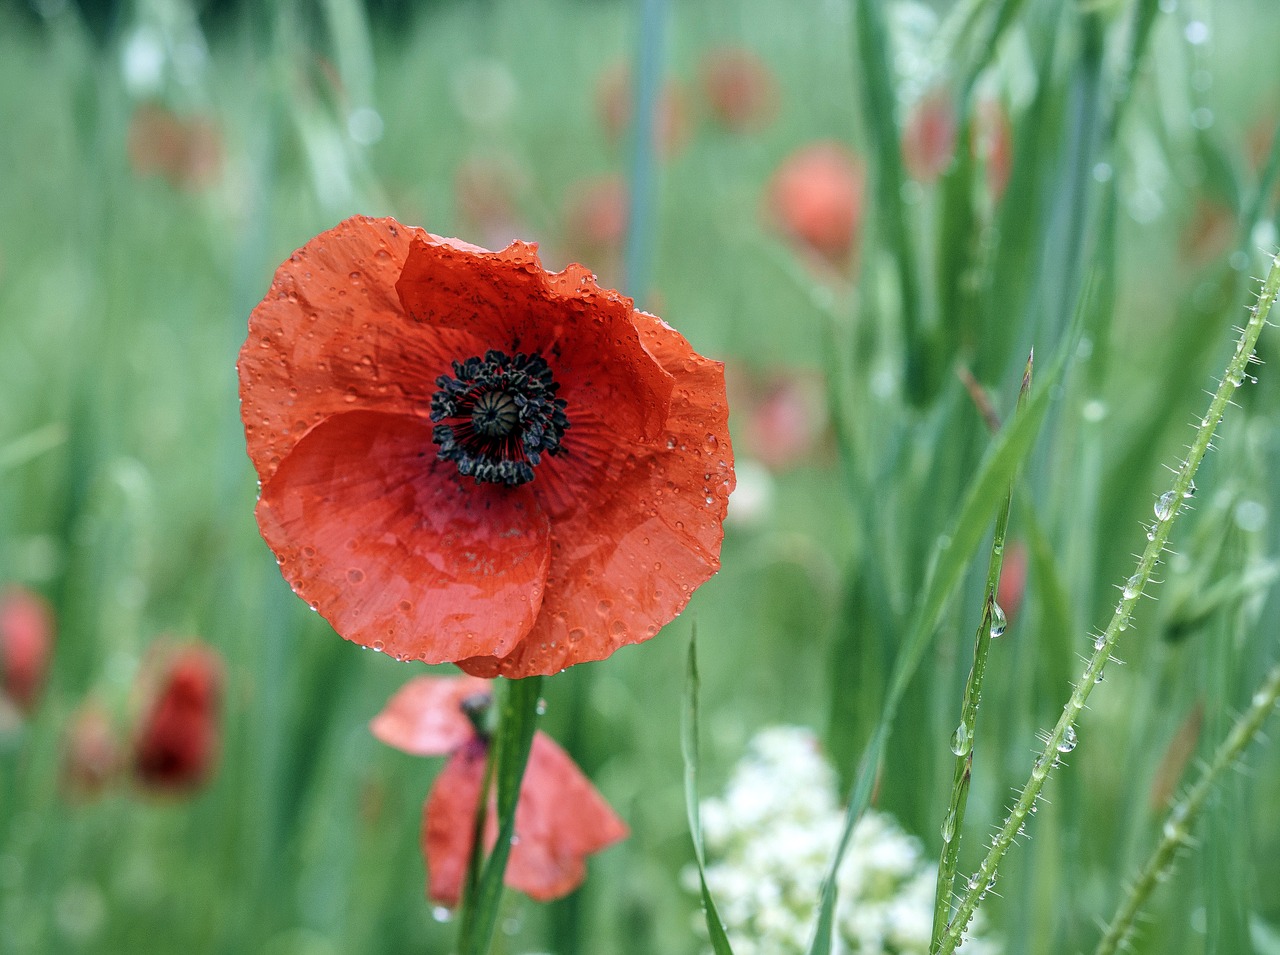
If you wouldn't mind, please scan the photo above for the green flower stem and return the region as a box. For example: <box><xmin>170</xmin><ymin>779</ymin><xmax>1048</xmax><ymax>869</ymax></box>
<box><xmin>931</xmin><ymin>354</ymin><xmax>1033</xmax><ymax>952</ymax></box>
<box><xmin>936</xmin><ymin>251</ymin><xmax>1280</xmax><ymax>955</ymax></box>
<box><xmin>1093</xmin><ymin>657</ymin><xmax>1280</xmax><ymax>955</ymax></box>
<box><xmin>457</xmin><ymin>674</ymin><xmax>543</xmax><ymax>955</ymax></box>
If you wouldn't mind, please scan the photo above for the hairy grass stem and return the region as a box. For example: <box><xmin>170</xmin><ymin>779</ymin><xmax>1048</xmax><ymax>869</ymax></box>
<box><xmin>1093</xmin><ymin>657</ymin><xmax>1280</xmax><ymax>955</ymax></box>
<box><xmin>936</xmin><ymin>250</ymin><xmax>1280</xmax><ymax>955</ymax></box>
<box><xmin>930</xmin><ymin>353</ymin><xmax>1032</xmax><ymax>951</ymax></box>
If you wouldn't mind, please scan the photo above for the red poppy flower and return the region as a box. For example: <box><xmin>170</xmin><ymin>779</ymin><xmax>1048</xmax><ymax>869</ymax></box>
<box><xmin>371</xmin><ymin>675</ymin><xmax>628</xmax><ymax>906</ymax></box>
<box><xmin>0</xmin><ymin>585</ymin><xmax>55</xmax><ymax>714</ymax></box>
<box><xmin>766</xmin><ymin>142</ymin><xmax>865</xmax><ymax>268</ymax></box>
<box><xmin>132</xmin><ymin>643</ymin><xmax>223</xmax><ymax>792</ymax></box>
<box><xmin>239</xmin><ymin>216</ymin><xmax>733</xmax><ymax>678</ymax></box>
<box><xmin>995</xmin><ymin>539</ymin><xmax>1028</xmax><ymax>628</ymax></box>
<box><xmin>698</xmin><ymin>47</ymin><xmax>779</xmax><ymax>133</ymax></box>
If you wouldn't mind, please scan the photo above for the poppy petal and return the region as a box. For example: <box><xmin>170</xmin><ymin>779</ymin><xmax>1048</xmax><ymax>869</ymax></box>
<box><xmin>422</xmin><ymin>740</ymin><xmax>487</xmax><ymax>907</ymax></box>
<box><xmin>239</xmin><ymin>216</ymin><xmax>483</xmax><ymax>484</ymax></box>
<box><xmin>370</xmin><ymin>674</ymin><xmax>493</xmax><ymax>757</ymax></box>
<box><xmin>396</xmin><ymin>238</ymin><xmax>674</xmax><ymax>446</ymax></box>
<box><xmin>256</xmin><ymin>410</ymin><xmax>551</xmax><ymax>662</ymax></box>
<box><xmin>457</xmin><ymin>313</ymin><xmax>733</xmax><ymax>677</ymax></box>
<box><xmin>506</xmin><ymin>733</ymin><xmax>629</xmax><ymax>901</ymax></box>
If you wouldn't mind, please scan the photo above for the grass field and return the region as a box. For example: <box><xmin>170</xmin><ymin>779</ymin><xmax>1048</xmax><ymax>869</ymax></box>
<box><xmin>3</xmin><ymin>0</ymin><xmax>1280</xmax><ymax>953</ymax></box>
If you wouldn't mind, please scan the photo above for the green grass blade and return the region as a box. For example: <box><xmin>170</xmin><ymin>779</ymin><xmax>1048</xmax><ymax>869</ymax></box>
<box><xmin>807</xmin><ymin>339</ymin><xmax>1066</xmax><ymax>955</ymax></box>
<box><xmin>682</xmin><ymin>632</ymin><xmax>736</xmax><ymax>955</ymax></box>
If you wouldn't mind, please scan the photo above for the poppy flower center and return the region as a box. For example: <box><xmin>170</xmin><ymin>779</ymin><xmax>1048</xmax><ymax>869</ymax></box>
<box><xmin>430</xmin><ymin>349</ymin><xmax>569</xmax><ymax>486</ymax></box>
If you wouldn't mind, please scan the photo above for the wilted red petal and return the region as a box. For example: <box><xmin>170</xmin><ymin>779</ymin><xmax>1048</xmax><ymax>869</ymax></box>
<box><xmin>459</xmin><ymin>312</ymin><xmax>733</xmax><ymax>677</ymax></box>
<box><xmin>370</xmin><ymin>674</ymin><xmax>492</xmax><ymax>756</ymax></box>
<box><xmin>257</xmin><ymin>411</ymin><xmax>551</xmax><ymax>663</ymax></box>
<box><xmin>423</xmin><ymin>739</ymin><xmax>487</xmax><ymax>907</ymax></box>
<box><xmin>0</xmin><ymin>585</ymin><xmax>55</xmax><ymax>714</ymax></box>
<box><xmin>240</xmin><ymin>216</ymin><xmax>479</xmax><ymax>485</ymax></box>
<box><xmin>396</xmin><ymin>236</ymin><xmax>674</xmax><ymax>447</ymax></box>
<box><xmin>505</xmin><ymin>733</ymin><xmax>629</xmax><ymax>901</ymax></box>
<box><xmin>133</xmin><ymin>644</ymin><xmax>223</xmax><ymax>792</ymax></box>
<box><xmin>422</xmin><ymin>733</ymin><xmax>627</xmax><ymax>907</ymax></box>
<box><xmin>767</xmin><ymin>142</ymin><xmax>864</xmax><ymax>266</ymax></box>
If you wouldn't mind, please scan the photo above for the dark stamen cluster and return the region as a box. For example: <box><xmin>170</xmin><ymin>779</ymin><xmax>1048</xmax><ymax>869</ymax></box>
<box><xmin>431</xmin><ymin>349</ymin><xmax>569</xmax><ymax>486</ymax></box>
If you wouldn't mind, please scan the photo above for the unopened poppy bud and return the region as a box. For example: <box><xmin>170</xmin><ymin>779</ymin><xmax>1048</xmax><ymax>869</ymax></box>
<box><xmin>0</xmin><ymin>585</ymin><xmax>55</xmax><ymax>715</ymax></box>
<box><xmin>766</xmin><ymin>142</ymin><xmax>865</xmax><ymax>269</ymax></box>
<box><xmin>996</xmin><ymin>541</ymin><xmax>1028</xmax><ymax>628</ymax></box>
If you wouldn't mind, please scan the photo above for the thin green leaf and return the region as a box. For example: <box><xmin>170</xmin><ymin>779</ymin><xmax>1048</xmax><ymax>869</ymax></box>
<box><xmin>682</xmin><ymin>632</ymin><xmax>736</xmax><ymax>955</ymax></box>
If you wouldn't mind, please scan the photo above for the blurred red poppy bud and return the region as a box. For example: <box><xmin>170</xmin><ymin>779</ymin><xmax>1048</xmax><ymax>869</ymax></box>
<box><xmin>902</xmin><ymin>90</ymin><xmax>956</xmax><ymax>183</ymax></box>
<box><xmin>62</xmin><ymin>701</ymin><xmax>121</xmax><ymax>800</ymax></box>
<box><xmin>767</xmin><ymin>142</ymin><xmax>865</xmax><ymax>269</ymax></box>
<box><xmin>698</xmin><ymin>48</ymin><xmax>779</xmax><ymax>133</ymax></box>
<box><xmin>996</xmin><ymin>540</ymin><xmax>1028</xmax><ymax>628</ymax></box>
<box><xmin>0</xmin><ymin>585</ymin><xmax>55</xmax><ymax>714</ymax></box>
<box><xmin>595</xmin><ymin>64</ymin><xmax>690</xmax><ymax>159</ymax></box>
<box><xmin>132</xmin><ymin>644</ymin><xmax>223</xmax><ymax>793</ymax></box>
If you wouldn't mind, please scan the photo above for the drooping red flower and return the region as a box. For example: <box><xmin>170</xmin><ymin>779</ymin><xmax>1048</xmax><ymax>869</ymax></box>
<box><xmin>901</xmin><ymin>89</ymin><xmax>957</xmax><ymax>183</ymax></box>
<box><xmin>239</xmin><ymin>216</ymin><xmax>733</xmax><ymax>678</ymax></box>
<box><xmin>0</xmin><ymin>585</ymin><xmax>55</xmax><ymax>714</ymax></box>
<box><xmin>698</xmin><ymin>47</ymin><xmax>779</xmax><ymax>133</ymax></box>
<box><xmin>371</xmin><ymin>675</ymin><xmax>628</xmax><ymax>906</ymax></box>
<box><xmin>766</xmin><ymin>142</ymin><xmax>865</xmax><ymax>269</ymax></box>
<box><xmin>132</xmin><ymin>643</ymin><xmax>223</xmax><ymax>792</ymax></box>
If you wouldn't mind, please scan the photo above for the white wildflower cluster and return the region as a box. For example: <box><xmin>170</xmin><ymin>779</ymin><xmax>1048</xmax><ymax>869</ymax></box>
<box><xmin>689</xmin><ymin>726</ymin><xmax>998</xmax><ymax>955</ymax></box>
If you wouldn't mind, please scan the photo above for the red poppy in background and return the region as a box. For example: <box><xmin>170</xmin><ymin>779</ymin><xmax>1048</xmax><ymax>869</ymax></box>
<box><xmin>133</xmin><ymin>643</ymin><xmax>223</xmax><ymax>792</ymax></box>
<box><xmin>0</xmin><ymin>585</ymin><xmax>55</xmax><ymax>714</ymax></box>
<box><xmin>371</xmin><ymin>675</ymin><xmax>628</xmax><ymax>906</ymax></box>
<box><xmin>766</xmin><ymin>142</ymin><xmax>865</xmax><ymax>269</ymax></box>
<box><xmin>902</xmin><ymin>90</ymin><xmax>957</xmax><ymax>183</ymax></box>
<box><xmin>239</xmin><ymin>216</ymin><xmax>733</xmax><ymax>678</ymax></box>
<box><xmin>698</xmin><ymin>47</ymin><xmax>779</xmax><ymax>133</ymax></box>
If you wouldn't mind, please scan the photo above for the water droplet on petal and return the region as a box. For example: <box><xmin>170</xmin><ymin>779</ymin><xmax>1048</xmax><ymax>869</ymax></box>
<box><xmin>347</xmin><ymin>568</ymin><xmax>365</xmax><ymax>583</ymax></box>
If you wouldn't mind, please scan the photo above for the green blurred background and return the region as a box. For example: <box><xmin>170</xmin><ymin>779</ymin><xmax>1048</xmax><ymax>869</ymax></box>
<box><xmin>3</xmin><ymin>0</ymin><xmax>1280</xmax><ymax>952</ymax></box>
